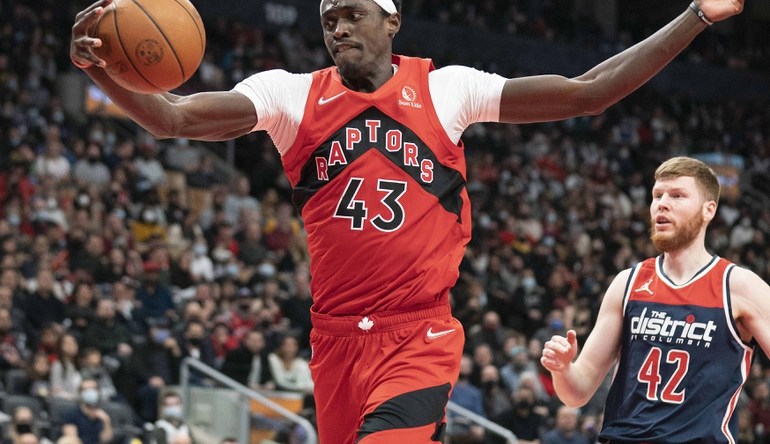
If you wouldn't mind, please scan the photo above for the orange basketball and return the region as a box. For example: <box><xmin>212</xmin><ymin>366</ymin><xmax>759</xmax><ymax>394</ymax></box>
<box><xmin>93</xmin><ymin>0</ymin><xmax>206</xmax><ymax>94</ymax></box>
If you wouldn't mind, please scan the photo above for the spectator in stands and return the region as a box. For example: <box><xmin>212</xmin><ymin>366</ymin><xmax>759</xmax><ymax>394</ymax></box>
<box><xmin>69</xmin><ymin>234</ymin><xmax>108</xmax><ymax>283</ymax></box>
<box><xmin>20</xmin><ymin>351</ymin><xmax>53</xmax><ymax>398</ymax></box>
<box><xmin>235</xmin><ymin>221</ymin><xmax>268</xmax><ymax>269</ymax></box>
<box><xmin>279</xmin><ymin>273</ymin><xmax>312</xmax><ymax>350</ymax></box>
<box><xmin>0</xmin><ymin>306</ymin><xmax>26</xmax><ymax>373</ymax></box>
<box><xmin>1</xmin><ymin>405</ymin><xmax>52</xmax><ymax>444</ymax></box>
<box><xmin>82</xmin><ymin>298</ymin><xmax>132</xmax><ymax>358</ymax></box>
<box><xmin>221</xmin><ymin>329</ymin><xmax>274</xmax><ymax>389</ymax></box>
<box><xmin>736</xmin><ymin>408</ymin><xmax>758</xmax><ymax>444</ymax></box>
<box><xmin>136</xmin><ymin>262</ymin><xmax>175</xmax><ymax>322</ymax></box>
<box><xmin>79</xmin><ymin>347</ymin><xmax>119</xmax><ymax>402</ymax></box>
<box><xmin>151</xmin><ymin>391</ymin><xmax>194</xmax><ymax>444</ymax></box>
<box><xmin>0</xmin><ymin>285</ymin><xmax>26</xmax><ymax>340</ymax></box>
<box><xmin>480</xmin><ymin>364</ymin><xmax>513</xmax><ymax>419</ymax></box>
<box><xmin>177</xmin><ymin>319</ymin><xmax>216</xmax><ymax>368</ymax></box>
<box><xmin>184</xmin><ymin>153</ymin><xmax>219</xmax><ymax>190</ymax></box>
<box><xmin>187</xmin><ymin>241</ymin><xmax>215</xmax><ymax>284</ymax></box>
<box><xmin>448</xmin><ymin>355</ymin><xmax>486</xmax><ymax>443</ymax></box>
<box><xmin>490</xmin><ymin>385</ymin><xmax>545</xmax><ymax>444</ymax></box>
<box><xmin>72</xmin><ymin>142</ymin><xmax>110</xmax><ymax>191</ymax></box>
<box><xmin>500</xmin><ymin>344</ymin><xmax>538</xmax><ymax>394</ymax></box>
<box><xmin>469</xmin><ymin>343</ymin><xmax>497</xmax><ymax>388</ymax></box>
<box><xmin>111</xmin><ymin>279</ymin><xmax>146</xmax><ymax>337</ymax></box>
<box><xmin>748</xmin><ymin>380</ymin><xmax>770</xmax><ymax>441</ymax></box>
<box><xmin>268</xmin><ymin>335</ymin><xmax>312</xmax><ymax>395</ymax></box>
<box><xmin>533</xmin><ymin>309</ymin><xmax>568</xmax><ymax>347</ymax></box>
<box><xmin>60</xmin><ymin>378</ymin><xmax>113</xmax><ymax>444</ymax></box>
<box><xmin>262</xmin><ymin>202</ymin><xmax>301</xmax><ymax>253</ymax></box>
<box><xmin>541</xmin><ymin>405</ymin><xmax>590</xmax><ymax>444</ymax></box>
<box><xmin>32</xmin><ymin>124</ymin><xmax>71</xmax><ymax>184</ymax></box>
<box><xmin>23</xmin><ymin>268</ymin><xmax>65</xmax><ymax>333</ymax></box>
<box><xmin>466</xmin><ymin>311</ymin><xmax>510</xmax><ymax>356</ymax></box>
<box><xmin>51</xmin><ymin>333</ymin><xmax>83</xmax><ymax>400</ymax></box>
<box><xmin>131</xmin><ymin>203</ymin><xmax>168</xmax><ymax>253</ymax></box>
<box><xmin>63</xmin><ymin>282</ymin><xmax>96</xmax><ymax>338</ymax></box>
<box><xmin>143</xmin><ymin>322</ymin><xmax>182</xmax><ymax>386</ymax></box>
<box><xmin>209</xmin><ymin>322</ymin><xmax>238</xmax><ymax>369</ymax></box>
<box><xmin>133</xmin><ymin>141</ymin><xmax>166</xmax><ymax>197</ymax></box>
<box><xmin>35</xmin><ymin>326</ymin><xmax>60</xmax><ymax>364</ymax></box>
<box><xmin>224</xmin><ymin>176</ymin><xmax>260</xmax><ymax>226</ymax></box>
<box><xmin>509</xmin><ymin>268</ymin><xmax>548</xmax><ymax>337</ymax></box>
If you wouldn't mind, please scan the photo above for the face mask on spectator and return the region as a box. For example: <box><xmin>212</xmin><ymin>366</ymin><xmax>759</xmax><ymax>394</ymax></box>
<box><xmin>81</xmin><ymin>388</ymin><xmax>100</xmax><ymax>406</ymax></box>
<box><xmin>15</xmin><ymin>423</ymin><xmax>33</xmax><ymax>434</ymax></box>
<box><xmin>515</xmin><ymin>400</ymin><xmax>533</xmax><ymax>411</ymax></box>
<box><xmin>521</xmin><ymin>277</ymin><xmax>536</xmax><ymax>290</ymax></box>
<box><xmin>162</xmin><ymin>405</ymin><xmax>183</xmax><ymax>420</ymax></box>
<box><xmin>258</xmin><ymin>263</ymin><xmax>276</xmax><ymax>278</ymax></box>
<box><xmin>193</xmin><ymin>244</ymin><xmax>208</xmax><ymax>256</ymax></box>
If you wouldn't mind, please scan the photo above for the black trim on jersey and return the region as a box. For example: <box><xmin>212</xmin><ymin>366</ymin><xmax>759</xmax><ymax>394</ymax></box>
<box><xmin>355</xmin><ymin>383</ymin><xmax>450</xmax><ymax>442</ymax></box>
<box><xmin>292</xmin><ymin>108</ymin><xmax>465</xmax><ymax>221</ymax></box>
<box><xmin>658</xmin><ymin>254</ymin><xmax>718</xmax><ymax>286</ymax></box>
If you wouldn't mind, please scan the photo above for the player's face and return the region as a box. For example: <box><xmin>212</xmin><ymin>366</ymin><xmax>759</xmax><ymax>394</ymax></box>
<box><xmin>649</xmin><ymin>176</ymin><xmax>707</xmax><ymax>252</ymax></box>
<box><xmin>320</xmin><ymin>0</ymin><xmax>398</xmax><ymax>84</ymax></box>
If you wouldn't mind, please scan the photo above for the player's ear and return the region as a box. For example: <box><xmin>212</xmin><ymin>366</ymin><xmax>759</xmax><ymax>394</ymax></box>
<box><xmin>386</xmin><ymin>13</ymin><xmax>400</xmax><ymax>38</ymax></box>
<box><xmin>702</xmin><ymin>200</ymin><xmax>717</xmax><ymax>223</ymax></box>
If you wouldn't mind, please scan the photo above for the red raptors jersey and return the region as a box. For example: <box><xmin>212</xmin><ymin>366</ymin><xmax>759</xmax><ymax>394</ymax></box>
<box><xmin>281</xmin><ymin>55</ymin><xmax>472</xmax><ymax>316</ymax></box>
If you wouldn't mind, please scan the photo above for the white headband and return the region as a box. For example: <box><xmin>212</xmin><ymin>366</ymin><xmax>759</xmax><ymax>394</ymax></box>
<box><xmin>320</xmin><ymin>0</ymin><xmax>397</xmax><ymax>15</ymax></box>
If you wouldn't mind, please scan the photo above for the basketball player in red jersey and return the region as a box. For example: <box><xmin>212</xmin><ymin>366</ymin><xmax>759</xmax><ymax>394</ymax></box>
<box><xmin>71</xmin><ymin>0</ymin><xmax>746</xmax><ymax>441</ymax></box>
<box><xmin>541</xmin><ymin>157</ymin><xmax>770</xmax><ymax>443</ymax></box>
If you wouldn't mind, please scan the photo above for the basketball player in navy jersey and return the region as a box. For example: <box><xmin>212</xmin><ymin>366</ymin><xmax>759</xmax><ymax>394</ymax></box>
<box><xmin>541</xmin><ymin>156</ymin><xmax>770</xmax><ymax>443</ymax></box>
<box><xmin>72</xmin><ymin>0</ymin><xmax>747</xmax><ymax>441</ymax></box>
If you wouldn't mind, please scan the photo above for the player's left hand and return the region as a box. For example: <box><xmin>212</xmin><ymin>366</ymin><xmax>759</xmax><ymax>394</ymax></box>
<box><xmin>540</xmin><ymin>329</ymin><xmax>579</xmax><ymax>373</ymax></box>
<box><xmin>696</xmin><ymin>0</ymin><xmax>744</xmax><ymax>23</ymax></box>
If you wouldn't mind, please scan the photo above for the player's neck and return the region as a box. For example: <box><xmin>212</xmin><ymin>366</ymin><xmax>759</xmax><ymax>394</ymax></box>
<box><xmin>660</xmin><ymin>243</ymin><xmax>713</xmax><ymax>284</ymax></box>
<box><xmin>339</xmin><ymin>60</ymin><xmax>395</xmax><ymax>93</ymax></box>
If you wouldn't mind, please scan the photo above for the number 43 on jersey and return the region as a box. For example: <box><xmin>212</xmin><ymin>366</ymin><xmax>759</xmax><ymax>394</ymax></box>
<box><xmin>334</xmin><ymin>177</ymin><xmax>407</xmax><ymax>232</ymax></box>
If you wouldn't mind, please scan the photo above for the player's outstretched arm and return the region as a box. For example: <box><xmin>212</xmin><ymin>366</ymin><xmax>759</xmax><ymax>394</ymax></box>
<box><xmin>541</xmin><ymin>269</ymin><xmax>629</xmax><ymax>407</ymax></box>
<box><xmin>70</xmin><ymin>0</ymin><xmax>257</xmax><ymax>141</ymax></box>
<box><xmin>729</xmin><ymin>266</ymin><xmax>770</xmax><ymax>357</ymax></box>
<box><xmin>498</xmin><ymin>0</ymin><xmax>744</xmax><ymax>124</ymax></box>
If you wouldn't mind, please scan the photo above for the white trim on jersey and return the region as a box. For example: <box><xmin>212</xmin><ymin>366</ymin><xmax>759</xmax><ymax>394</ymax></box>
<box><xmin>721</xmin><ymin>263</ymin><xmax>754</xmax><ymax>352</ymax></box>
<box><xmin>232</xmin><ymin>65</ymin><xmax>507</xmax><ymax>155</ymax></box>
<box><xmin>655</xmin><ymin>254</ymin><xmax>720</xmax><ymax>288</ymax></box>
<box><xmin>719</xmin><ymin>262</ymin><xmax>754</xmax><ymax>444</ymax></box>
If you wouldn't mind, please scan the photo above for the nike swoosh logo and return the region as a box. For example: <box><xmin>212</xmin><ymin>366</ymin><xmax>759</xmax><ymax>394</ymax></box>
<box><xmin>426</xmin><ymin>327</ymin><xmax>456</xmax><ymax>341</ymax></box>
<box><xmin>318</xmin><ymin>91</ymin><xmax>346</xmax><ymax>106</ymax></box>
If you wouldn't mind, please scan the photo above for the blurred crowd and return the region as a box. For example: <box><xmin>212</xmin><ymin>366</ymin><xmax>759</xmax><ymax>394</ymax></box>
<box><xmin>1</xmin><ymin>0</ymin><xmax>770</xmax><ymax>443</ymax></box>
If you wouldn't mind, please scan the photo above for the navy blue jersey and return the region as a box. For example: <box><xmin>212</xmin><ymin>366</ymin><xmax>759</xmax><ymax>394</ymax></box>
<box><xmin>600</xmin><ymin>256</ymin><xmax>754</xmax><ymax>444</ymax></box>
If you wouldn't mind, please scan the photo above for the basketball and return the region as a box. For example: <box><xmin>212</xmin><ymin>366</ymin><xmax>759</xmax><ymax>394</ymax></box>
<box><xmin>92</xmin><ymin>0</ymin><xmax>206</xmax><ymax>94</ymax></box>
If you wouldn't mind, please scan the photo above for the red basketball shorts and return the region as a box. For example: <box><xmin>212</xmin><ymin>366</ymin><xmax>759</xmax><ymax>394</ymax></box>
<box><xmin>309</xmin><ymin>302</ymin><xmax>464</xmax><ymax>444</ymax></box>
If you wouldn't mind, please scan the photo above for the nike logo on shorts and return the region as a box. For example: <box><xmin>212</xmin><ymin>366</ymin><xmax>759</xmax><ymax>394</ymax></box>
<box><xmin>426</xmin><ymin>327</ymin><xmax>456</xmax><ymax>341</ymax></box>
<box><xmin>318</xmin><ymin>91</ymin><xmax>346</xmax><ymax>105</ymax></box>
